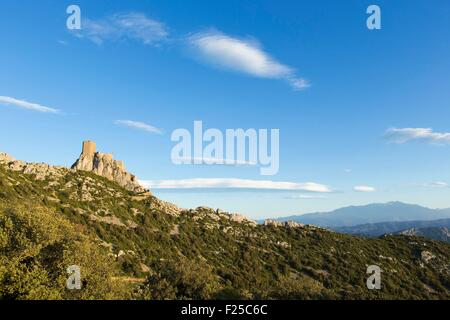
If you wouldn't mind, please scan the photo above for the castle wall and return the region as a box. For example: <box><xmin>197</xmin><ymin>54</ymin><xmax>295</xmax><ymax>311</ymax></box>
<box><xmin>97</xmin><ymin>153</ymin><xmax>113</xmax><ymax>161</ymax></box>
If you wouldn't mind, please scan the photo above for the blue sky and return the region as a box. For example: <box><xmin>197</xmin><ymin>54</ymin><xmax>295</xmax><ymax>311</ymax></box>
<box><xmin>1</xmin><ymin>0</ymin><xmax>450</xmax><ymax>219</ymax></box>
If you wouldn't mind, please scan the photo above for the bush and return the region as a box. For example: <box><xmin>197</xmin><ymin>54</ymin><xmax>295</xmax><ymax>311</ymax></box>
<box><xmin>140</xmin><ymin>258</ymin><xmax>220</xmax><ymax>300</ymax></box>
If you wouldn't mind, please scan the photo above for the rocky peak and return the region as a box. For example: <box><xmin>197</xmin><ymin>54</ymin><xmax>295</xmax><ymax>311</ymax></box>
<box><xmin>71</xmin><ymin>141</ymin><xmax>148</xmax><ymax>194</ymax></box>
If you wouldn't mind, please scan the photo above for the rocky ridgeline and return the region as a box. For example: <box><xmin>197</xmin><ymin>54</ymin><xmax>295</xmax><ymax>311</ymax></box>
<box><xmin>184</xmin><ymin>206</ymin><xmax>257</xmax><ymax>226</ymax></box>
<box><xmin>0</xmin><ymin>143</ymin><xmax>258</xmax><ymax>225</ymax></box>
<box><xmin>71</xmin><ymin>141</ymin><xmax>148</xmax><ymax>194</ymax></box>
<box><xmin>0</xmin><ymin>152</ymin><xmax>66</xmax><ymax>180</ymax></box>
<box><xmin>1</xmin><ymin>142</ymin><xmax>148</xmax><ymax>194</ymax></box>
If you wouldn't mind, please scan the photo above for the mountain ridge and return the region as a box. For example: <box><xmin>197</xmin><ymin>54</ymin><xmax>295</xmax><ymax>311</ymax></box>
<box><xmin>270</xmin><ymin>202</ymin><xmax>450</xmax><ymax>228</ymax></box>
<box><xmin>334</xmin><ymin>218</ymin><xmax>450</xmax><ymax>238</ymax></box>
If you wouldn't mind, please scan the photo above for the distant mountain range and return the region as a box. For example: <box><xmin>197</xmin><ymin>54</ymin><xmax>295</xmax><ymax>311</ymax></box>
<box><xmin>271</xmin><ymin>202</ymin><xmax>450</xmax><ymax>228</ymax></box>
<box><xmin>334</xmin><ymin>218</ymin><xmax>450</xmax><ymax>242</ymax></box>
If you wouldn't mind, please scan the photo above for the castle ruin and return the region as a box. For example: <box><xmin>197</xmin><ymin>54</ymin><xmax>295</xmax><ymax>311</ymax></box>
<box><xmin>71</xmin><ymin>141</ymin><xmax>147</xmax><ymax>193</ymax></box>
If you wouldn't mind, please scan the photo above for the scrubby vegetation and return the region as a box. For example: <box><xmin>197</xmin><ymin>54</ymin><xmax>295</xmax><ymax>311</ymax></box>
<box><xmin>0</xmin><ymin>165</ymin><xmax>449</xmax><ymax>300</ymax></box>
<box><xmin>0</xmin><ymin>201</ymin><xmax>130</xmax><ymax>299</ymax></box>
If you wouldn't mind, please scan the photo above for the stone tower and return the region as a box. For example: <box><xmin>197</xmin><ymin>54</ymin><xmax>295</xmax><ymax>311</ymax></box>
<box><xmin>81</xmin><ymin>141</ymin><xmax>96</xmax><ymax>156</ymax></box>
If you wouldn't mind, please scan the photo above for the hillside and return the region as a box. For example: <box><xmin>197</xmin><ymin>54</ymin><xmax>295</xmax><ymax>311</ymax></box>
<box><xmin>274</xmin><ymin>202</ymin><xmax>450</xmax><ymax>227</ymax></box>
<box><xmin>395</xmin><ymin>227</ymin><xmax>450</xmax><ymax>244</ymax></box>
<box><xmin>0</xmin><ymin>153</ymin><xmax>449</xmax><ymax>300</ymax></box>
<box><xmin>334</xmin><ymin>219</ymin><xmax>450</xmax><ymax>239</ymax></box>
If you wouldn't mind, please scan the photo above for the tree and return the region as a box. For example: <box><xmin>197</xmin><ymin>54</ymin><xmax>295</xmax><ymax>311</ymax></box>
<box><xmin>0</xmin><ymin>201</ymin><xmax>127</xmax><ymax>300</ymax></box>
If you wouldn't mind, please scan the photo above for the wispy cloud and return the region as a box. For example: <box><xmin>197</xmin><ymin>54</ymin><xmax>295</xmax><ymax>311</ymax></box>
<box><xmin>385</xmin><ymin>128</ymin><xmax>450</xmax><ymax>145</ymax></box>
<box><xmin>173</xmin><ymin>157</ymin><xmax>257</xmax><ymax>166</ymax></box>
<box><xmin>71</xmin><ymin>13</ymin><xmax>309</xmax><ymax>91</ymax></box>
<box><xmin>353</xmin><ymin>185</ymin><xmax>376</xmax><ymax>192</ymax></box>
<box><xmin>284</xmin><ymin>194</ymin><xmax>327</xmax><ymax>200</ymax></box>
<box><xmin>73</xmin><ymin>12</ymin><xmax>168</xmax><ymax>45</ymax></box>
<box><xmin>114</xmin><ymin>120</ymin><xmax>163</xmax><ymax>134</ymax></box>
<box><xmin>422</xmin><ymin>181</ymin><xmax>449</xmax><ymax>188</ymax></box>
<box><xmin>140</xmin><ymin>178</ymin><xmax>331</xmax><ymax>192</ymax></box>
<box><xmin>0</xmin><ymin>96</ymin><xmax>59</xmax><ymax>113</ymax></box>
<box><xmin>187</xmin><ymin>30</ymin><xmax>309</xmax><ymax>90</ymax></box>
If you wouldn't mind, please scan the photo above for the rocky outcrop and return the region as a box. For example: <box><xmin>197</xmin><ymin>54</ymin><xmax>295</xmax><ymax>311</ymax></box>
<box><xmin>264</xmin><ymin>220</ymin><xmax>284</xmax><ymax>227</ymax></box>
<box><xmin>421</xmin><ymin>251</ymin><xmax>436</xmax><ymax>263</ymax></box>
<box><xmin>150</xmin><ymin>197</ymin><xmax>182</xmax><ymax>216</ymax></box>
<box><xmin>229</xmin><ymin>213</ymin><xmax>257</xmax><ymax>225</ymax></box>
<box><xmin>0</xmin><ymin>153</ymin><xmax>14</xmax><ymax>163</ymax></box>
<box><xmin>285</xmin><ymin>221</ymin><xmax>305</xmax><ymax>228</ymax></box>
<box><xmin>71</xmin><ymin>141</ymin><xmax>148</xmax><ymax>194</ymax></box>
<box><xmin>264</xmin><ymin>219</ymin><xmax>305</xmax><ymax>228</ymax></box>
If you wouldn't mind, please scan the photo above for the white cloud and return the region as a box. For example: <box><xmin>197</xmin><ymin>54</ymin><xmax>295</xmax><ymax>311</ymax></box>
<box><xmin>140</xmin><ymin>178</ymin><xmax>331</xmax><ymax>192</ymax></box>
<box><xmin>0</xmin><ymin>96</ymin><xmax>59</xmax><ymax>113</ymax></box>
<box><xmin>353</xmin><ymin>185</ymin><xmax>376</xmax><ymax>192</ymax></box>
<box><xmin>284</xmin><ymin>194</ymin><xmax>326</xmax><ymax>200</ymax></box>
<box><xmin>188</xmin><ymin>30</ymin><xmax>309</xmax><ymax>90</ymax></box>
<box><xmin>72</xmin><ymin>15</ymin><xmax>308</xmax><ymax>90</ymax></box>
<box><xmin>286</xmin><ymin>77</ymin><xmax>310</xmax><ymax>91</ymax></box>
<box><xmin>74</xmin><ymin>13</ymin><xmax>168</xmax><ymax>45</ymax></box>
<box><xmin>385</xmin><ymin>128</ymin><xmax>450</xmax><ymax>145</ymax></box>
<box><xmin>174</xmin><ymin>157</ymin><xmax>257</xmax><ymax>166</ymax></box>
<box><xmin>424</xmin><ymin>181</ymin><xmax>448</xmax><ymax>188</ymax></box>
<box><xmin>114</xmin><ymin>120</ymin><xmax>162</xmax><ymax>134</ymax></box>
